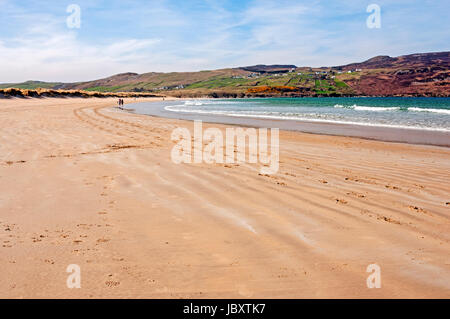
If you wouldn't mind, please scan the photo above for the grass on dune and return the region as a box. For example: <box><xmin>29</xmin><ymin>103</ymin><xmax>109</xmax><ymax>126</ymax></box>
<box><xmin>0</xmin><ymin>87</ymin><xmax>162</xmax><ymax>98</ymax></box>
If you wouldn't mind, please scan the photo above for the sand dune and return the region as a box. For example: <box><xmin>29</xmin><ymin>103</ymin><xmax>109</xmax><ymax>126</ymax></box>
<box><xmin>0</xmin><ymin>97</ymin><xmax>449</xmax><ymax>298</ymax></box>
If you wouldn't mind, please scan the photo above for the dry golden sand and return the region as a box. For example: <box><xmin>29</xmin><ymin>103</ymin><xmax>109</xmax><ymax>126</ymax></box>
<box><xmin>0</xmin><ymin>97</ymin><xmax>449</xmax><ymax>298</ymax></box>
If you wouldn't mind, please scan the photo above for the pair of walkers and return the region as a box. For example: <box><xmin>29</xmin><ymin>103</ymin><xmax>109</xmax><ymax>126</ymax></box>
<box><xmin>118</xmin><ymin>98</ymin><xmax>124</xmax><ymax>108</ymax></box>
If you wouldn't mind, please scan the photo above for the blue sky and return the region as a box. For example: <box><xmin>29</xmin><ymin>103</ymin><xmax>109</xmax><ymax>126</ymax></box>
<box><xmin>0</xmin><ymin>0</ymin><xmax>448</xmax><ymax>82</ymax></box>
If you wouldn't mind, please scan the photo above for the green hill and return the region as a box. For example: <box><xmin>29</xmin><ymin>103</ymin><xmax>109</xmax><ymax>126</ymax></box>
<box><xmin>1</xmin><ymin>52</ymin><xmax>449</xmax><ymax>97</ymax></box>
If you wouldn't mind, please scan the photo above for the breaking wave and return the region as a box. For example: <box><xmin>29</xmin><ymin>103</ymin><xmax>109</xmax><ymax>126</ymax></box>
<box><xmin>408</xmin><ymin>107</ymin><xmax>450</xmax><ymax>115</ymax></box>
<box><xmin>334</xmin><ymin>104</ymin><xmax>400</xmax><ymax>111</ymax></box>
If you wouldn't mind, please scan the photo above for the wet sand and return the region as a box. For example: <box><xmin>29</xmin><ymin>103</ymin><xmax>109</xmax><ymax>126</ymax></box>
<box><xmin>0</xmin><ymin>97</ymin><xmax>449</xmax><ymax>298</ymax></box>
<box><xmin>131</xmin><ymin>100</ymin><xmax>450</xmax><ymax>147</ymax></box>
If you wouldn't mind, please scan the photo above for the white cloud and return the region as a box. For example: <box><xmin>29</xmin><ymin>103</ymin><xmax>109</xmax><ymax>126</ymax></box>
<box><xmin>0</xmin><ymin>0</ymin><xmax>448</xmax><ymax>82</ymax></box>
<box><xmin>0</xmin><ymin>18</ymin><xmax>161</xmax><ymax>82</ymax></box>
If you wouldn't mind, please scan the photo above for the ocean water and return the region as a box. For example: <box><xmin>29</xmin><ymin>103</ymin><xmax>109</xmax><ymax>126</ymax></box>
<box><xmin>164</xmin><ymin>97</ymin><xmax>450</xmax><ymax>132</ymax></box>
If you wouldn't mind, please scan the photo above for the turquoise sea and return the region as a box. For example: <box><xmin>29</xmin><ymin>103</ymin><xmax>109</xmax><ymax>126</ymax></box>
<box><xmin>163</xmin><ymin>97</ymin><xmax>450</xmax><ymax>132</ymax></box>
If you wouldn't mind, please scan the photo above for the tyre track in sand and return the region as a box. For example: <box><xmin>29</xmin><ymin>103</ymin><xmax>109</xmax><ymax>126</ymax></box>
<box><xmin>73</xmin><ymin>104</ymin><xmax>164</xmax><ymax>147</ymax></box>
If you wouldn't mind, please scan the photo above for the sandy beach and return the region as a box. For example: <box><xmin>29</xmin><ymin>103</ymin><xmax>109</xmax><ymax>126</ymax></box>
<box><xmin>0</xmin><ymin>97</ymin><xmax>449</xmax><ymax>298</ymax></box>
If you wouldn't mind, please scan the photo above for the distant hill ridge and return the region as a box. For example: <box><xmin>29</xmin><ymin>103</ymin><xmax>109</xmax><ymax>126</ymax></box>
<box><xmin>239</xmin><ymin>65</ymin><xmax>297</xmax><ymax>73</ymax></box>
<box><xmin>333</xmin><ymin>51</ymin><xmax>449</xmax><ymax>70</ymax></box>
<box><xmin>1</xmin><ymin>51</ymin><xmax>449</xmax><ymax>97</ymax></box>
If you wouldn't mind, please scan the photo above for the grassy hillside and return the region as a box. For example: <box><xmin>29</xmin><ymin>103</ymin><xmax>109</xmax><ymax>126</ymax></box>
<box><xmin>0</xmin><ymin>81</ymin><xmax>63</xmax><ymax>90</ymax></box>
<box><xmin>2</xmin><ymin>52</ymin><xmax>448</xmax><ymax>97</ymax></box>
<box><xmin>0</xmin><ymin>67</ymin><xmax>355</xmax><ymax>97</ymax></box>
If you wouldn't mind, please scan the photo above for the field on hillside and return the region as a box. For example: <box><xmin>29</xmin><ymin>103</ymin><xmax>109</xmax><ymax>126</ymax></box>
<box><xmin>2</xmin><ymin>52</ymin><xmax>449</xmax><ymax>97</ymax></box>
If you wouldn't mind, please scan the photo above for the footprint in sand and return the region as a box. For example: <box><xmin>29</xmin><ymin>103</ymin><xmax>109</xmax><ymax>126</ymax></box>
<box><xmin>377</xmin><ymin>215</ymin><xmax>401</xmax><ymax>225</ymax></box>
<box><xmin>408</xmin><ymin>205</ymin><xmax>431</xmax><ymax>216</ymax></box>
<box><xmin>105</xmin><ymin>274</ymin><xmax>120</xmax><ymax>287</ymax></box>
<box><xmin>112</xmin><ymin>257</ymin><xmax>125</xmax><ymax>262</ymax></box>
<box><xmin>105</xmin><ymin>280</ymin><xmax>120</xmax><ymax>287</ymax></box>
<box><xmin>346</xmin><ymin>191</ymin><xmax>366</xmax><ymax>198</ymax></box>
<box><xmin>386</xmin><ymin>185</ymin><xmax>400</xmax><ymax>190</ymax></box>
<box><xmin>284</xmin><ymin>172</ymin><xmax>296</xmax><ymax>177</ymax></box>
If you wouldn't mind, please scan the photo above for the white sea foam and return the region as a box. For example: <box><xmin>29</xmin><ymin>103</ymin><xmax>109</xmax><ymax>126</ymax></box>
<box><xmin>183</xmin><ymin>100</ymin><xmax>241</xmax><ymax>106</ymax></box>
<box><xmin>408</xmin><ymin>107</ymin><xmax>450</xmax><ymax>115</ymax></box>
<box><xmin>164</xmin><ymin>105</ymin><xmax>450</xmax><ymax>132</ymax></box>
<box><xmin>184</xmin><ymin>100</ymin><xmax>204</xmax><ymax>106</ymax></box>
<box><xmin>334</xmin><ymin>104</ymin><xmax>400</xmax><ymax>111</ymax></box>
<box><xmin>354</xmin><ymin>106</ymin><xmax>400</xmax><ymax>111</ymax></box>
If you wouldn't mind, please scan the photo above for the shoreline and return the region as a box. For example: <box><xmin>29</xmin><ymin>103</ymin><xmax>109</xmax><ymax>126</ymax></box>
<box><xmin>127</xmin><ymin>100</ymin><xmax>450</xmax><ymax>148</ymax></box>
<box><xmin>1</xmin><ymin>97</ymin><xmax>449</xmax><ymax>298</ymax></box>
